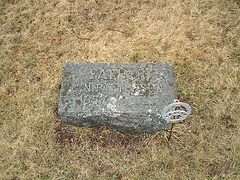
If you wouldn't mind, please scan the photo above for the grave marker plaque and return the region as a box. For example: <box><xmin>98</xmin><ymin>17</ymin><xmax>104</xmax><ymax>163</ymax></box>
<box><xmin>58</xmin><ymin>63</ymin><xmax>180</xmax><ymax>133</ymax></box>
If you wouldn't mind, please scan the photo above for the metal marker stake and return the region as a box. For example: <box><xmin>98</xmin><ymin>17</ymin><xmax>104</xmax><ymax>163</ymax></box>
<box><xmin>162</xmin><ymin>99</ymin><xmax>191</xmax><ymax>141</ymax></box>
<box><xmin>168</xmin><ymin>123</ymin><xmax>174</xmax><ymax>141</ymax></box>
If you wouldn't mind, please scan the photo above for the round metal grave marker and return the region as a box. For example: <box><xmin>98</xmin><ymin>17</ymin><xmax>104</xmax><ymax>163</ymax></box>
<box><xmin>161</xmin><ymin>99</ymin><xmax>191</xmax><ymax>123</ymax></box>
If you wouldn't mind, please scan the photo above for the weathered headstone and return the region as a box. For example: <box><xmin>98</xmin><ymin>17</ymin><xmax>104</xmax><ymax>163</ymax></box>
<box><xmin>58</xmin><ymin>63</ymin><xmax>189</xmax><ymax>133</ymax></box>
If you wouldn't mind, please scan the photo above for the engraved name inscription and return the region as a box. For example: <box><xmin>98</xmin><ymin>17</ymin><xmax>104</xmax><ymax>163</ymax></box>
<box><xmin>62</xmin><ymin>66</ymin><xmax>174</xmax><ymax>114</ymax></box>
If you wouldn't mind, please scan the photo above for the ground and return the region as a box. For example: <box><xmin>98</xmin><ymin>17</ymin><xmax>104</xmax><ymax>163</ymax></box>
<box><xmin>0</xmin><ymin>0</ymin><xmax>239</xmax><ymax>179</ymax></box>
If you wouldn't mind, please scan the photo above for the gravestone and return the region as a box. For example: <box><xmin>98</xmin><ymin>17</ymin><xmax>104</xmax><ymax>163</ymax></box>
<box><xmin>58</xmin><ymin>63</ymin><xmax>190</xmax><ymax>134</ymax></box>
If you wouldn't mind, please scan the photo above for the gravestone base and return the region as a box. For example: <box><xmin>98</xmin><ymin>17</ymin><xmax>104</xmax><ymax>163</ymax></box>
<box><xmin>58</xmin><ymin>63</ymin><xmax>177</xmax><ymax>134</ymax></box>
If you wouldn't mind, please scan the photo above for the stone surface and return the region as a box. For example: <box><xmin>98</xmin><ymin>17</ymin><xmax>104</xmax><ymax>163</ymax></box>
<box><xmin>58</xmin><ymin>63</ymin><xmax>177</xmax><ymax>133</ymax></box>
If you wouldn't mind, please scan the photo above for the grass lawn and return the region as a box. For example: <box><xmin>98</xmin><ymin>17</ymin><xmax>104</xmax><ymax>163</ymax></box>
<box><xmin>0</xmin><ymin>0</ymin><xmax>239</xmax><ymax>179</ymax></box>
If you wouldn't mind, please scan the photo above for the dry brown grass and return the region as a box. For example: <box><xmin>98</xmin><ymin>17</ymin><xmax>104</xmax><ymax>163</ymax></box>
<box><xmin>0</xmin><ymin>0</ymin><xmax>239</xmax><ymax>179</ymax></box>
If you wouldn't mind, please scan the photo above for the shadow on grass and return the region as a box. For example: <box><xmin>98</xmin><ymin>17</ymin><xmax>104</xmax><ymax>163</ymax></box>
<box><xmin>54</xmin><ymin>124</ymin><xmax>166</xmax><ymax>155</ymax></box>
